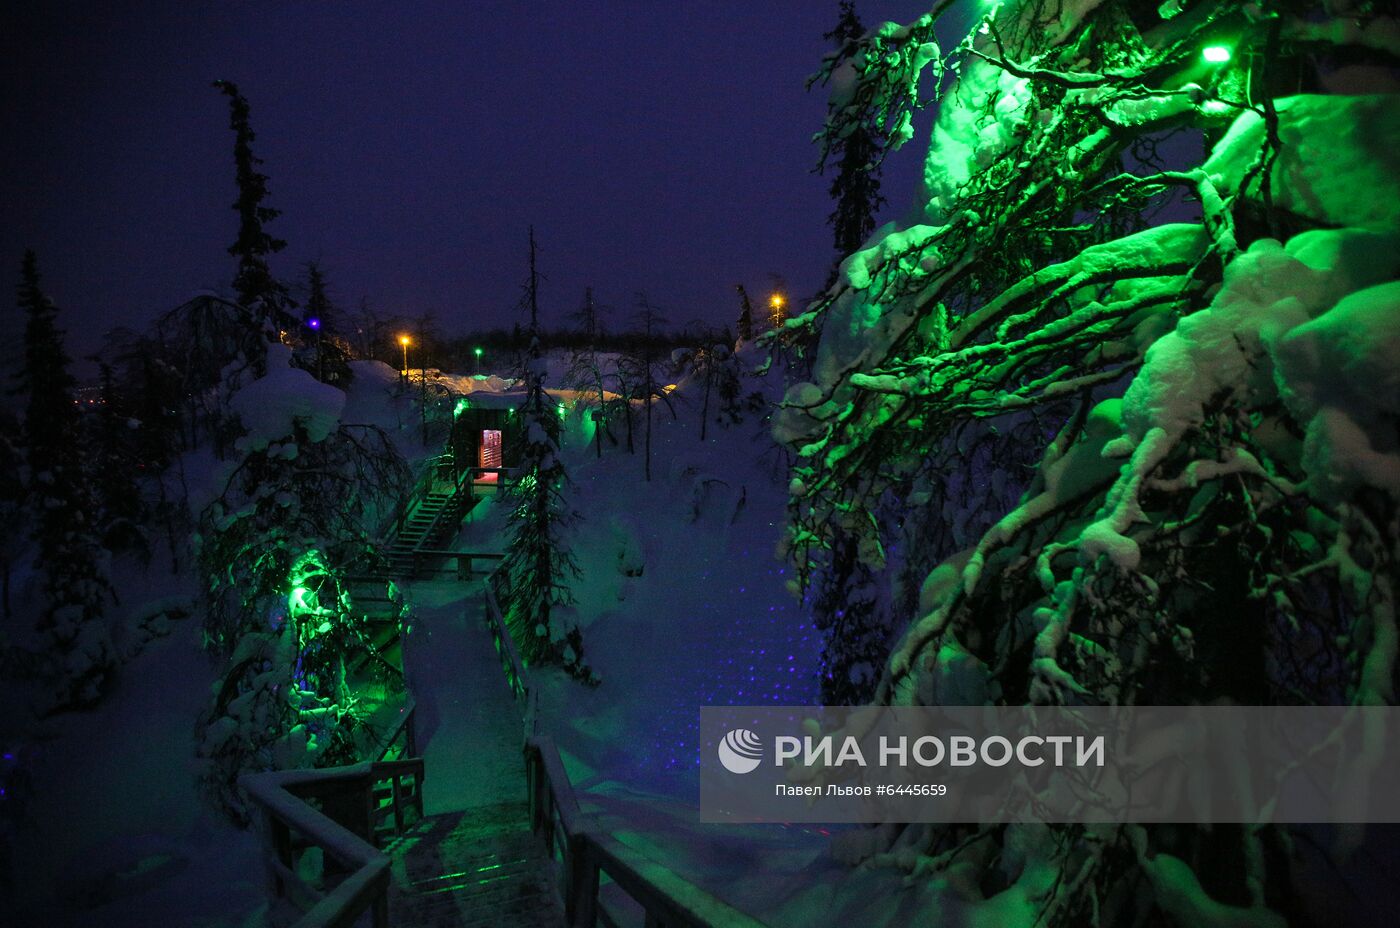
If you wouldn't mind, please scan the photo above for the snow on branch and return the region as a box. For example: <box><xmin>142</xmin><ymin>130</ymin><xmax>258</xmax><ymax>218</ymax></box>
<box><xmin>783</xmin><ymin>1</ymin><xmax>1400</xmax><ymax>922</ymax></box>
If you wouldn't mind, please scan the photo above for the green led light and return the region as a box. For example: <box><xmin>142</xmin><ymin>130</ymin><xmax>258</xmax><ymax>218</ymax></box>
<box><xmin>1202</xmin><ymin>45</ymin><xmax>1231</xmax><ymax>64</ymax></box>
<box><xmin>289</xmin><ymin>586</ymin><xmax>313</xmax><ymax>615</ymax></box>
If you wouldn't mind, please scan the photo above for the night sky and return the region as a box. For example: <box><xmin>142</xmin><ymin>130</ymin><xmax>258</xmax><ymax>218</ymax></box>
<box><xmin>3</xmin><ymin>1</ymin><xmax>944</xmax><ymax>366</ymax></box>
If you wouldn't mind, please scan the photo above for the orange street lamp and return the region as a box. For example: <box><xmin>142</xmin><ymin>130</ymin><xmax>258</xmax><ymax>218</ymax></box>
<box><xmin>768</xmin><ymin>292</ymin><xmax>787</xmax><ymax>327</ymax></box>
<box><xmin>398</xmin><ymin>335</ymin><xmax>411</xmax><ymax>375</ymax></box>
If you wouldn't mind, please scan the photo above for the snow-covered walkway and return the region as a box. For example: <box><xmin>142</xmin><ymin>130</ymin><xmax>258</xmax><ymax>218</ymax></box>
<box><xmin>399</xmin><ymin>581</ymin><xmax>527</xmax><ymax>815</ymax></box>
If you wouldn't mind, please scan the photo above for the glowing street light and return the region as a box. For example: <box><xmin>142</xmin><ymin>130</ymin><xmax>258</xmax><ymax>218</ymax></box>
<box><xmin>474</xmin><ymin>346</ymin><xmax>483</xmax><ymax>375</ymax></box>
<box><xmin>1202</xmin><ymin>45</ymin><xmax>1231</xmax><ymax>64</ymax></box>
<box><xmin>768</xmin><ymin>291</ymin><xmax>787</xmax><ymax>328</ymax></box>
<box><xmin>398</xmin><ymin>334</ymin><xmax>411</xmax><ymax>379</ymax></box>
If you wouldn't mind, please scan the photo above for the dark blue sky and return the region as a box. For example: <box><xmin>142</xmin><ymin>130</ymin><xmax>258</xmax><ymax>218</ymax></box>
<box><xmin>3</xmin><ymin>1</ymin><xmax>941</xmax><ymax>362</ymax></box>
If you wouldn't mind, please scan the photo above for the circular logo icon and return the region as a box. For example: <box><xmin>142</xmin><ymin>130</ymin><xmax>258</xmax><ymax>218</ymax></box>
<box><xmin>718</xmin><ymin>728</ymin><xmax>764</xmax><ymax>774</ymax></box>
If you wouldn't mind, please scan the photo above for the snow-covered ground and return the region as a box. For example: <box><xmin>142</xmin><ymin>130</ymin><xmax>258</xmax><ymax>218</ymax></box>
<box><xmin>3</xmin><ymin>560</ymin><xmax>268</xmax><ymax>927</ymax></box>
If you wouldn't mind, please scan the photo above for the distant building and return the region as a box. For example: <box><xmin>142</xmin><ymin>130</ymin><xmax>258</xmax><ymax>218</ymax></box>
<box><xmin>74</xmin><ymin>383</ymin><xmax>105</xmax><ymax>408</ymax></box>
<box><xmin>449</xmin><ymin>390</ymin><xmax>528</xmax><ymax>484</ymax></box>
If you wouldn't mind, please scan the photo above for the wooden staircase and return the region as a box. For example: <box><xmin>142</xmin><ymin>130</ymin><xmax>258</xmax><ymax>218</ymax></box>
<box><xmin>379</xmin><ymin>455</ymin><xmax>486</xmax><ymax>579</ymax></box>
<box><xmin>386</xmin><ymin>489</ymin><xmax>454</xmax><ymax>573</ymax></box>
<box><xmin>344</xmin><ymin>575</ymin><xmax>408</xmax><ymax>680</ymax></box>
<box><xmin>387</xmin><ymin>803</ymin><xmax>562</xmax><ymax>928</ymax></box>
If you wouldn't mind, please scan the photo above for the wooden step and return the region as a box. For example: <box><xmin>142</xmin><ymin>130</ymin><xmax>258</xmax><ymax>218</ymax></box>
<box><xmin>389</xmin><ymin>806</ymin><xmax>563</xmax><ymax>927</ymax></box>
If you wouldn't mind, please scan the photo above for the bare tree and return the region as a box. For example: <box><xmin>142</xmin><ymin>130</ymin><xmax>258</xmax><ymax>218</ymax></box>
<box><xmin>630</xmin><ymin>294</ymin><xmax>668</xmax><ymax>482</ymax></box>
<box><xmin>565</xmin><ymin>287</ymin><xmax>612</xmax><ymax>459</ymax></box>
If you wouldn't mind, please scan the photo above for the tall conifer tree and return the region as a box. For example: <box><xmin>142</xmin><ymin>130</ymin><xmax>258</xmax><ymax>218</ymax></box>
<box><xmin>16</xmin><ymin>251</ymin><xmax>115</xmax><ymax>710</ymax></box>
<box><xmin>818</xmin><ymin>2</ymin><xmax>886</xmax><ymax>285</ymax></box>
<box><xmin>213</xmin><ymin>80</ymin><xmax>291</xmax><ymax>330</ymax></box>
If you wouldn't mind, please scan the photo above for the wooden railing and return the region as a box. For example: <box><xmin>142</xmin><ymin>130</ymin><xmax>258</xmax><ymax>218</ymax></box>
<box><xmin>484</xmin><ymin>563</ymin><xmax>764</xmax><ymax>928</ymax></box>
<box><xmin>383</xmin><ymin>453</ymin><xmax>453</xmax><ymax>539</ymax></box>
<box><xmin>467</xmin><ymin>465</ymin><xmax>519</xmax><ymax>493</ymax></box>
<box><xmin>483</xmin><ymin>574</ymin><xmax>531</xmax><ymax>710</ymax></box>
<box><xmin>241</xmin><ymin>756</ymin><xmax>425</xmax><ymax>928</ymax></box>
<box><xmin>404</xmin><ymin>549</ymin><xmax>504</xmax><ymax>581</ymax></box>
<box><xmin>414</xmin><ymin>458</ymin><xmax>476</xmax><ymax>545</ymax></box>
<box><xmin>524</xmin><ymin>737</ymin><xmax>766</xmax><ymax>928</ymax></box>
<box><xmin>373</xmin><ymin>698</ymin><xmax>418</xmax><ymax>761</ymax></box>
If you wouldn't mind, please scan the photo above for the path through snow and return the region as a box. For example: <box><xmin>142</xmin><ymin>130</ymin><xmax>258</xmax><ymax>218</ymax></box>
<box><xmin>400</xmin><ymin>580</ymin><xmax>526</xmax><ymax>815</ymax></box>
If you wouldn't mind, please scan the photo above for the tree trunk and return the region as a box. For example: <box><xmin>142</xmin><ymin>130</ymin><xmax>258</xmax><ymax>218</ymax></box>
<box><xmin>594</xmin><ymin>380</ymin><xmax>604</xmax><ymax>459</ymax></box>
<box><xmin>699</xmin><ymin>356</ymin><xmax>713</xmax><ymax>442</ymax></box>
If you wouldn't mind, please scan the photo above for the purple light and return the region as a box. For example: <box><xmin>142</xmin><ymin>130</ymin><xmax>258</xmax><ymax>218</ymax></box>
<box><xmin>307</xmin><ymin>317</ymin><xmax>321</xmax><ymax>329</ymax></box>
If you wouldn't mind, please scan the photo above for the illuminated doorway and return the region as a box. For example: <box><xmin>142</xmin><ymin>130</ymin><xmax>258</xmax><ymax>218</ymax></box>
<box><xmin>479</xmin><ymin>429</ymin><xmax>502</xmax><ymax>471</ymax></box>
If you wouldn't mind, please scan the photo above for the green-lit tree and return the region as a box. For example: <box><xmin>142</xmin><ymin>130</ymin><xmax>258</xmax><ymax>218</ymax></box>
<box><xmin>784</xmin><ymin>2</ymin><xmax>1400</xmax><ymax>924</ymax></box>
<box><xmin>194</xmin><ymin>343</ymin><xmax>407</xmax><ymax>820</ymax></box>
<box><xmin>14</xmin><ymin>252</ymin><xmax>116</xmax><ymax>711</ymax></box>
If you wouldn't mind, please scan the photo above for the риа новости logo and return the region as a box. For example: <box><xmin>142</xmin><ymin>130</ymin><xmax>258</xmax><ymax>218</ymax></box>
<box><xmin>718</xmin><ymin>729</ymin><xmax>764</xmax><ymax>774</ymax></box>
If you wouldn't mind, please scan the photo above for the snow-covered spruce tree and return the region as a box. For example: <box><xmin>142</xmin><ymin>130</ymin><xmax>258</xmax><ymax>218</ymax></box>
<box><xmin>816</xmin><ymin>1</ymin><xmax>887</xmax><ymax>289</ymax></box>
<box><xmin>14</xmin><ymin>252</ymin><xmax>116</xmax><ymax>711</ymax></box>
<box><xmin>781</xmin><ymin>2</ymin><xmax>1400</xmax><ymax>924</ymax></box>
<box><xmin>195</xmin><ymin>344</ymin><xmax>407</xmax><ymax>821</ymax></box>
<box><xmin>501</xmin><ymin>228</ymin><xmax>595</xmax><ymax>684</ymax></box>
<box><xmin>503</xmin><ymin>343</ymin><xmax>595</xmax><ymax>684</ymax></box>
